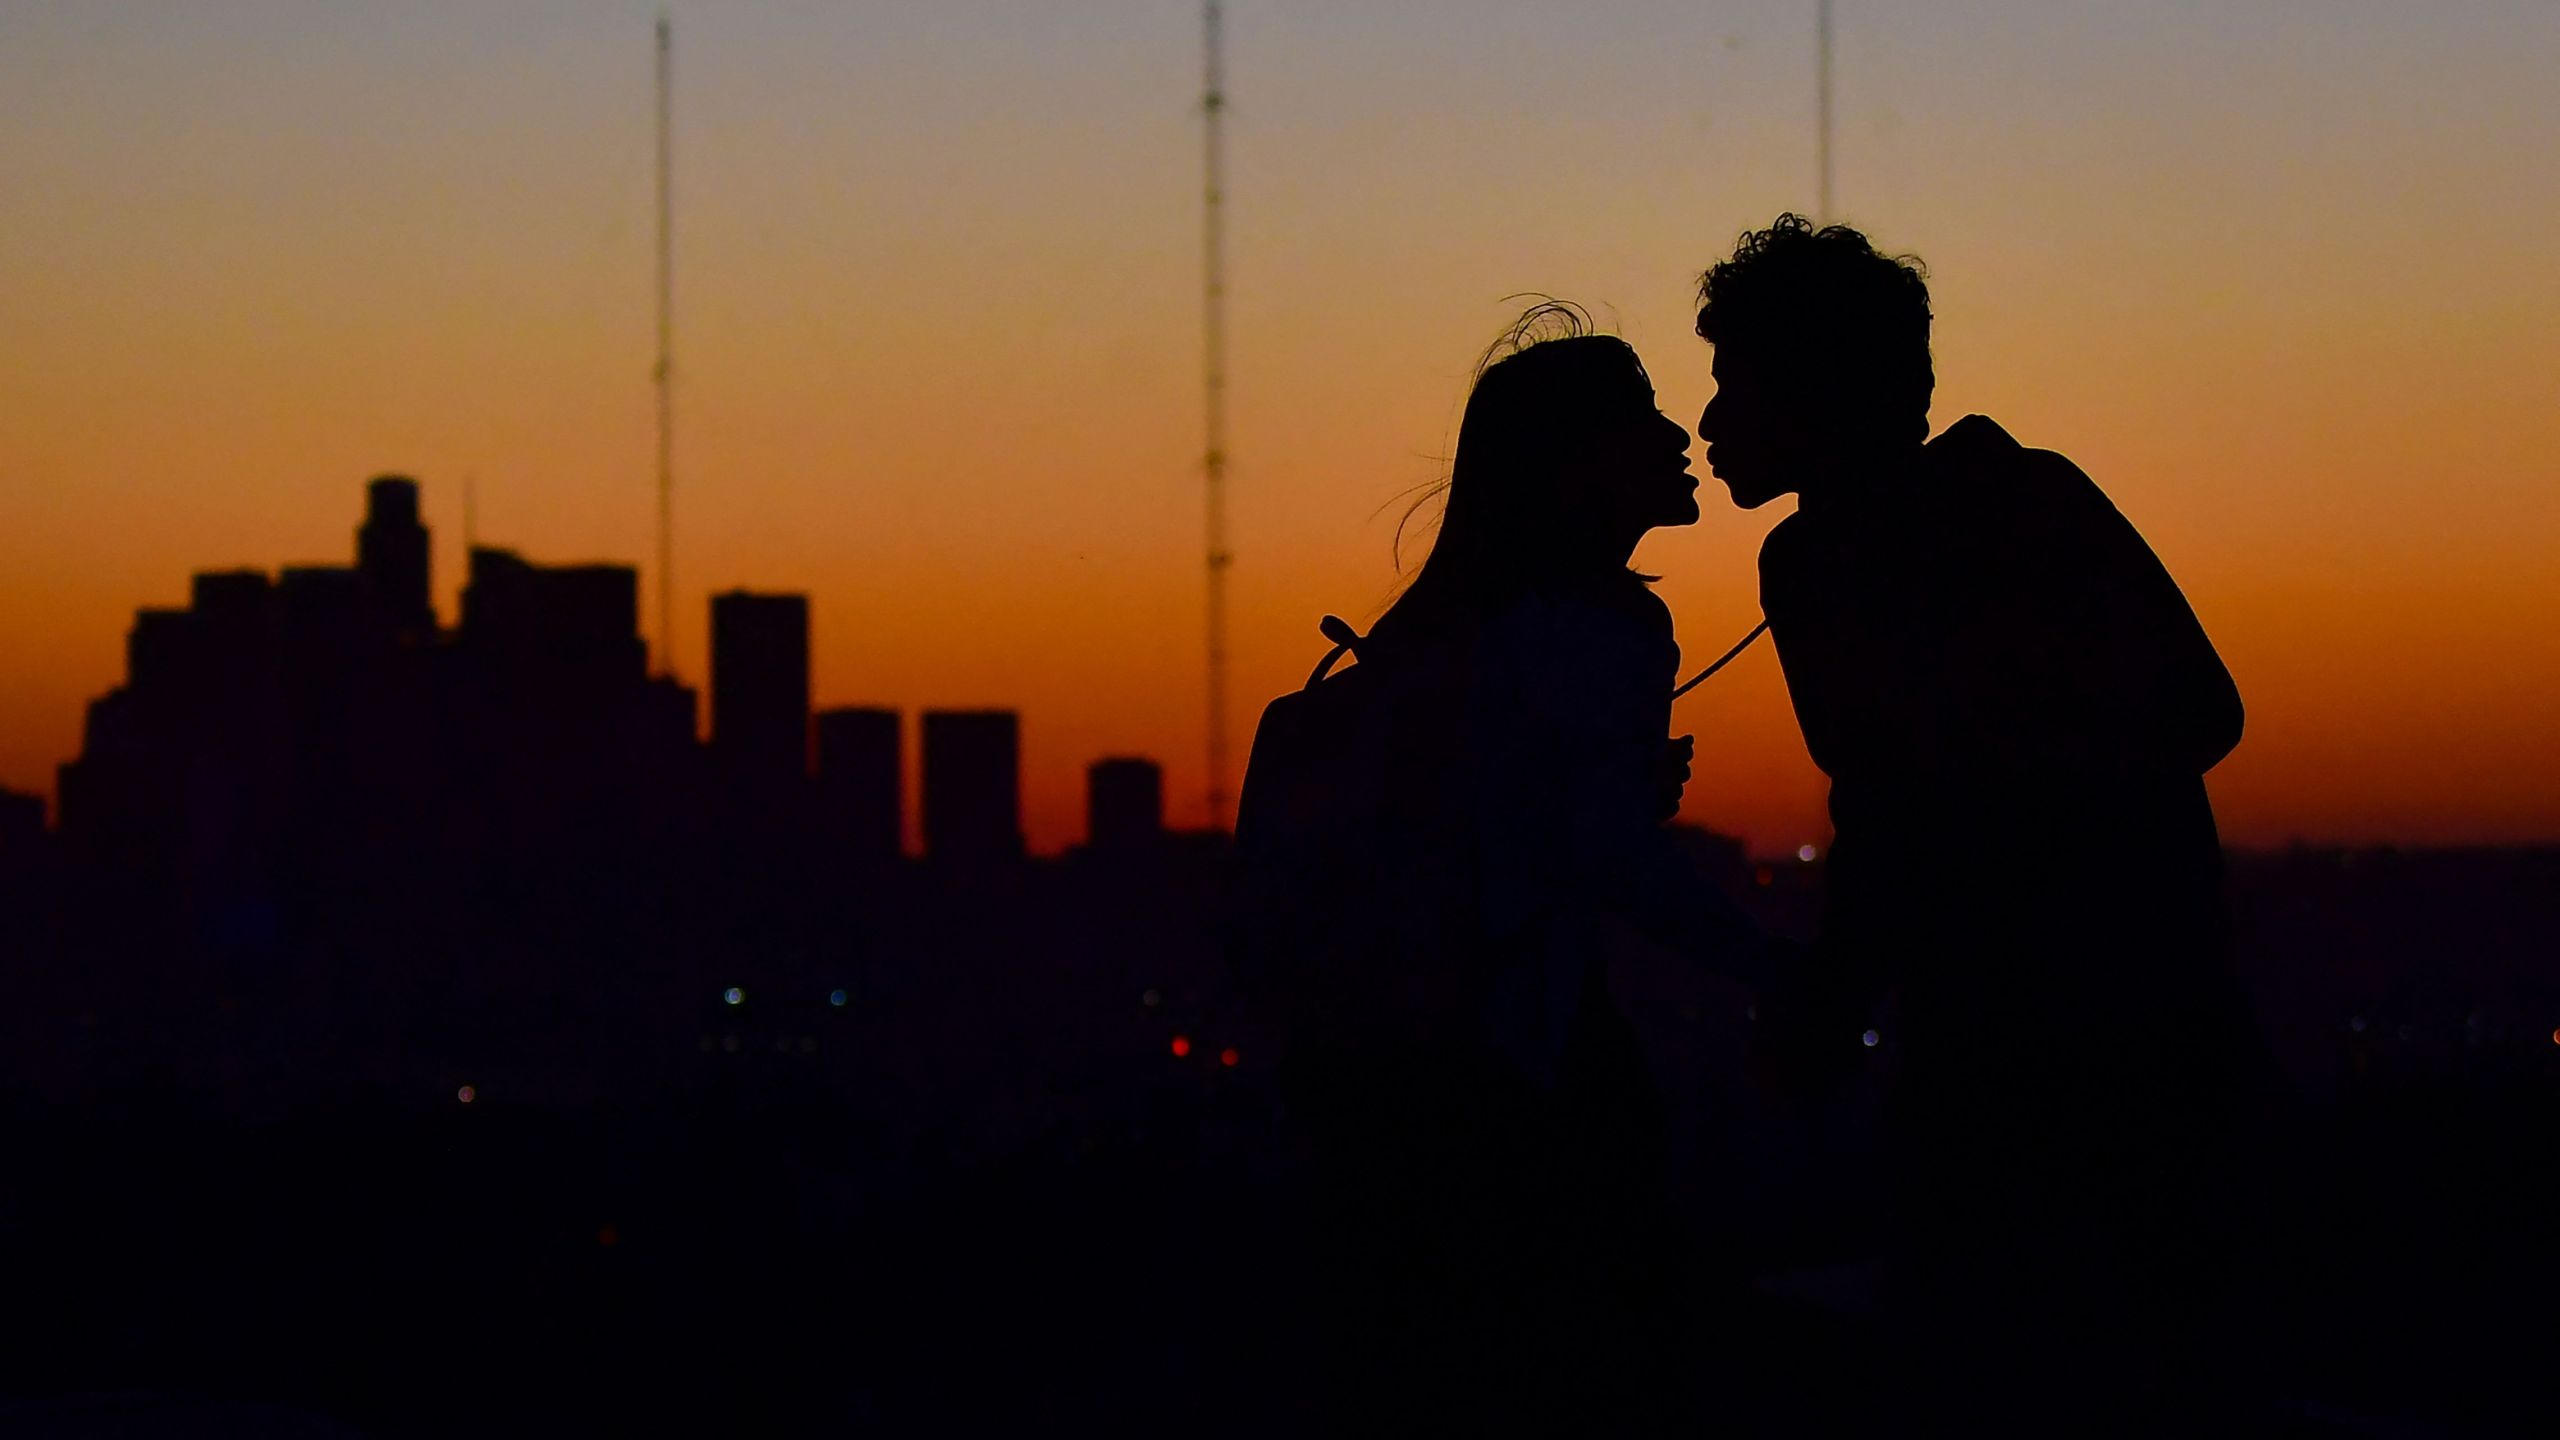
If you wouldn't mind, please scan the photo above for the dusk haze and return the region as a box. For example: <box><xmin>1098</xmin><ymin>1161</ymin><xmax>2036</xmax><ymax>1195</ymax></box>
<box><xmin>7</xmin><ymin>1</ymin><xmax>2557</xmax><ymax>852</ymax></box>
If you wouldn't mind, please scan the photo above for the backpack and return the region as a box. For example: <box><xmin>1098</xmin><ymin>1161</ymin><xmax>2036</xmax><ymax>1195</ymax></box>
<box><xmin>1230</xmin><ymin>616</ymin><xmax>1480</xmax><ymax>1059</ymax></box>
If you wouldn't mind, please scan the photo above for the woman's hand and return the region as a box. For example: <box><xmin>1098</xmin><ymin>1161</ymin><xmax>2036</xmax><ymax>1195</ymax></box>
<box><xmin>1653</xmin><ymin>733</ymin><xmax>1695</xmax><ymax>823</ymax></box>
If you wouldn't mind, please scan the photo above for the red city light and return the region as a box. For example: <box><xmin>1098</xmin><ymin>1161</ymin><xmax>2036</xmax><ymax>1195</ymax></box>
<box><xmin>1219</xmin><ymin>1047</ymin><xmax>1240</xmax><ymax>1068</ymax></box>
<box><xmin>1170</xmin><ymin>1035</ymin><xmax>1192</xmax><ymax>1058</ymax></box>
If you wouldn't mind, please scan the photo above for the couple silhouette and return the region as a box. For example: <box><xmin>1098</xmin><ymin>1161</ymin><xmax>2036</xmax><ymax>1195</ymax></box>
<box><xmin>1234</xmin><ymin>214</ymin><xmax>2255</xmax><ymax>1434</ymax></box>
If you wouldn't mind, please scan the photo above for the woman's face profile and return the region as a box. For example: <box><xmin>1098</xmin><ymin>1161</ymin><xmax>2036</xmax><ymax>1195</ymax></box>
<box><xmin>1585</xmin><ymin>365</ymin><xmax>1702</xmax><ymax>536</ymax></box>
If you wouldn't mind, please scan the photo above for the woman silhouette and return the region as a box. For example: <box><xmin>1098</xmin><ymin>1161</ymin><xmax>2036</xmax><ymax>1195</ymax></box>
<box><xmin>1254</xmin><ymin>303</ymin><xmax>1766</xmax><ymax>1429</ymax></box>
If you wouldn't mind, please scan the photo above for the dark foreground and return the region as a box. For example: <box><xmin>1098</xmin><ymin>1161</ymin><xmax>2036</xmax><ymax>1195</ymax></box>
<box><xmin>2</xmin><ymin>844</ymin><xmax>2555</xmax><ymax>1435</ymax></box>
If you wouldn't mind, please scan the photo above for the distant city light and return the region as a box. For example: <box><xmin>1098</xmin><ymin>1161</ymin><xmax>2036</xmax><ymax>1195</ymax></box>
<box><xmin>456</xmin><ymin>1084</ymin><xmax>477</xmax><ymax>1104</ymax></box>
<box><xmin>722</xmin><ymin>987</ymin><xmax>744</xmax><ymax>1006</ymax></box>
<box><xmin>827</xmin><ymin>989</ymin><xmax>847</xmax><ymax>1007</ymax></box>
<box><xmin>2550</xmin><ymin>1027</ymin><xmax>2559</xmax><ymax>1048</ymax></box>
<box><xmin>1861</xmin><ymin>1030</ymin><xmax>1880</xmax><ymax>1049</ymax></box>
<box><xmin>1797</xmin><ymin>844</ymin><xmax>1819</xmax><ymax>863</ymax></box>
<box><xmin>1754</xmin><ymin>867</ymin><xmax>1774</xmax><ymax>887</ymax></box>
<box><xmin>1170</xmin><ymin>1035</ymin><xmax>1192</xmax><ymax>1058</ymax></box>
<box><xmin>2349</xmin><ymin>1016</ymin><xmax>2367</xmax><ymax>1034</ymax></box>
<box><xmin>1141</xmin><ymin>988</ymin><xmax>1162</xmax><ymax>1008</ymax></box>
<box><xmin>1219</xmin><ymin>1047</ymin><xmax>1240</xmax><ymax>1068</ymax></box>
<box><xmin>596</xmin><ymin>1223</ymin><xmax>619</xmax><ymax>1249</ymax></box>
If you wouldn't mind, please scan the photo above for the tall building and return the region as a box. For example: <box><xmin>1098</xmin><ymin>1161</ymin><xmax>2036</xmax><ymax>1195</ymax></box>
<box><xmin>462</xmin><ymin>549</ymin><xmax>644</xmax><ymax>679</ymax></box>
<box><xmin>1086</xmin><ymin>757</ymin><xmax>1164</xmax><ymax>852</ymax></box>
<box><xmin>923</xmin><ymin>710</ymin><xmax>1021</xmax><ymax>863</ymax></box>
<box><xmin>816</xmin><ymin>707</ymin><xmax>901</xmax><ymax>862</ymax></box>
<box><xmin>710</xmin><ymin>591</ymin><xmax>811</xmax><ymax>787</ymax></box>
<box><xmin>457</xmin><ymin>548</ymin><xmax>649</xmax><ymax>814</ymax></box>
<box><xmin>357</xmin><ymin>475</ymin><xmax>433</xmax><ymax>637</ymax></box>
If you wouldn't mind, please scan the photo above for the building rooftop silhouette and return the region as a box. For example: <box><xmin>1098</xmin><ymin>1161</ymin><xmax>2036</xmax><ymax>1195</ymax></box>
<box><xmin>1086</xmin><ymin>757</ymin><xmax>1165</xmax><ymax>853</ymax></box>
<box><xmin>817</xmin><ymin>706</ymin><xmax>902</xmax><ymax>863</ymax></box>
<box><xmin>711</xmin><ymin>590</ymin><xmax>811</xmax><ymax>788</ymax></box>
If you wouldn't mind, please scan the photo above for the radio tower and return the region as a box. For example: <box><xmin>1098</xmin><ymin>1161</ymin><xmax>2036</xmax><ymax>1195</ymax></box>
<box><xmin>1200</xmin><ymin>1</ymin><xmax>1233</xmax><ymax>829</ymax></box>
<box><xmin>653</xmin><ymin>12</ymin><xmax>677</xmax><ymax>677</ymax></box>
<box><xmin>1816</xmin><ymin>0</ymin><xmax>1835</xmax><ymax>221</ymax></box>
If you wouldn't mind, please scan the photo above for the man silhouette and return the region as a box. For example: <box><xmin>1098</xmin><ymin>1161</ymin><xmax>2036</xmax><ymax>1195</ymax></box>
<box><xmin>1696</xmin><ymin>215</ymin><xmax>2255</xmax><ymax>1429</ymax></box>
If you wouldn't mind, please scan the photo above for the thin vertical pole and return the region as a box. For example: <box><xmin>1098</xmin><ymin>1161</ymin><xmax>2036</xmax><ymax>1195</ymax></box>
<box><xmin>1202</xmin><ymin>1</ymin><xmax>1232</xmax><ymax>830</ymax></box>
<box><xmin>1816</xmin><ymin>0</ymin><xmax>1834</xmax><ymax>222</ymax></box>
<box><xmin>655</xmin><ymin>13</ymin><xmax>676</xmax><ymax>678</ymax></box>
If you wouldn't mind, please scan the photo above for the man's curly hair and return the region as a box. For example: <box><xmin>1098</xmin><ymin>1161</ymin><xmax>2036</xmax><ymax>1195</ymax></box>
<box><xmin>1696</xmin><ymin>214</ymin><xmax>1934</xmax><ymax>428</ymax></box>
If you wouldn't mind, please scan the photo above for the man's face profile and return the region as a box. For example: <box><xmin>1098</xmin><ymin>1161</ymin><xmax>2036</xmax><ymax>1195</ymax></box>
<box><xmin>1697</xmin><ymin>347</ymin><xmax>1809</xmax><ymax>510</ymax></box>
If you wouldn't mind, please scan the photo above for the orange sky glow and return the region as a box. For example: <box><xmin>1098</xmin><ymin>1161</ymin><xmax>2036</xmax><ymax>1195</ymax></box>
<box><xmin>5</xmin><ymin>2</ymin><xmax>2557</xmax><ymax>855</ymax></box>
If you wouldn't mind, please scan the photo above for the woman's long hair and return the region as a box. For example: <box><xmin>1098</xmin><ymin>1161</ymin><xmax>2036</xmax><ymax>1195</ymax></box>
<box><xmin>1374</xmin><ymin>301</ymin><xmax>1653</xmax><ymax>647</ymax></box>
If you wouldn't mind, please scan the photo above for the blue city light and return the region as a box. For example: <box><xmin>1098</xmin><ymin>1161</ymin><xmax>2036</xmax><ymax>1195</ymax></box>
<box><xmin>722</xmin><ymin>986</ymin><xmax>744</xmax><ymax>1006</ymax></box>
<box><xmin>827</xmin><ymin>989</ymin><xmax>848</xmax><ymax>1007</ymax></box>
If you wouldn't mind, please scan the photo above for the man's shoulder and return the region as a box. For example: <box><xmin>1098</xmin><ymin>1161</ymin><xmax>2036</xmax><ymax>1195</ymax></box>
<box><xmin>1756</xmin><ymin>509</ymin><xmax>1813</xmax><ymax>571</ymax></box>
<box><xmin>1930</xmin><ymin>414</ymin><xmax>2116</xmax><ymax>520</ymax></box>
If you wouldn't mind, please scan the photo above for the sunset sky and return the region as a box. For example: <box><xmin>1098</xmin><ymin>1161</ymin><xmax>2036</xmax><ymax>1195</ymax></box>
<box><xmin>5</xmin><ymin>0</ymin><xmax>2556</xmax><ymax>854</ymax></box>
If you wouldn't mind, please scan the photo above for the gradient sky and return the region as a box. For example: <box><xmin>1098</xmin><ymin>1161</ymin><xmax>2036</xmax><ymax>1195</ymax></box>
<box><xmin>5</xmin><ymin>0</ymin><xmax>2557</xmax><ymax>854</ymax></box>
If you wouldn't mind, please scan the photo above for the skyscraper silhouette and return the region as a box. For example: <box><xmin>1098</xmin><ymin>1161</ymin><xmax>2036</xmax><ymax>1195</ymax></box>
<box><xmin>710</xmin><ymin>590</ymin><xmax>811</xmax><ymax>789</ymax></box>
<box><xmin>358</xmin><ymin>475</ymin><xmax>434</xmax><ymax>639</ymax></box>
<box><xmin>923</xmin><ymin>710</ymin><xmax>1022</xmax><ymax>864</ymax></box>
<box><xmin>817</xmin><ymin>707</ymin><xmax>902</xmax><ymax>864</ymax></box>
<box><xmin>1085</xmin><ymin>757</ymin><xmax>1164</xmax><ymax>853</ymax></box>
<box><xmin>457</xmin><ymin>547</ymin><xmax>651</xmax><ymax>860</ymax></box>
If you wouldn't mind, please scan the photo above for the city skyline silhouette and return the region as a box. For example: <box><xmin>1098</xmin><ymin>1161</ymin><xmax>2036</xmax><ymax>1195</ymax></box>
<box><xmin>1</xmin><ymin>8</ymin><xmax>2556</xmax><ymax>1430</ymax></box>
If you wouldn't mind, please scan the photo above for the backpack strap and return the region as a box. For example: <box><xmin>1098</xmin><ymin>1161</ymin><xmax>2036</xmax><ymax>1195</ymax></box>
<box><xmin>1305</xmin><ymin>612</ymin><xmax>1765</xmax><ymax>697</ymax></box>
<box><xmin>1305</xmin><ymin>614</ymin><xmax>1365</xmax><ymax>689</ymax></box>
<box><xmin>1672</xmin><ymin>619</ymin><xmax>1770</xmax><ymax>700</ymax></box>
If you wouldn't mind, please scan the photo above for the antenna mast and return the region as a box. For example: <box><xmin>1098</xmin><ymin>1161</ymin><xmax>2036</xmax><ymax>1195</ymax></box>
<box><xmin>654</xmin><ymin>12</ymin><xmax>676</xmax><ymax>677</ymax></box>
<box><xmin>1816</xmin><ymin>0</ymin><xmax>1834</xmax><ymax>221</ymax></box>
<box><xmin>1201</xmin><ymin>0</ymin><xmax>1233</xmax><ymax>829</ymax></box>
